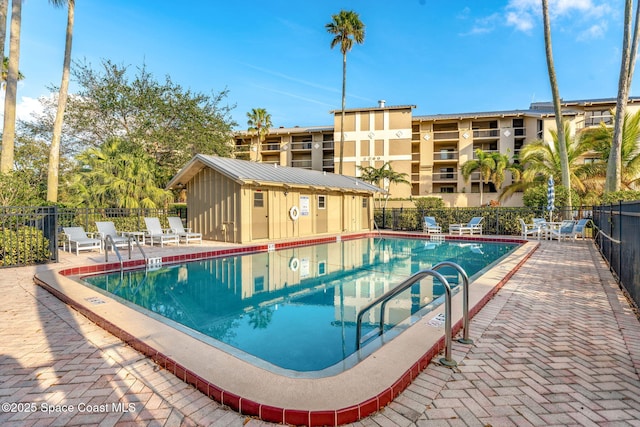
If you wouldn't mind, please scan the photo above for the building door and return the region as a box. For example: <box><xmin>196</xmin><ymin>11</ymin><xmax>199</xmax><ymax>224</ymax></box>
<box><xmin>316</xmin><ymin>195</ymin><xmax>328</xmax><ymax>233</ymax></box>
<box><xmin>252</xmin><ymin>190</ymin><xmax>269</xmax><ymax>239</ymax></box>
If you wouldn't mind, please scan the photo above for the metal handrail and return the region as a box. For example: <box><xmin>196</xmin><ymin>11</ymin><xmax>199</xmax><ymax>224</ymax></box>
<box><xmin>431</xmin><ymin>261</ymin><xmax>472</xmax><ymax>344</ymax></box>
<box><xmin>104</xmin><ymin>235</ymin><xmax>148</xmax><ymax>270</ymax></box>
<box><xmin>355</xmin><ymin>268</ymin><xmax>456</xmax><ymax>366</ymax></box>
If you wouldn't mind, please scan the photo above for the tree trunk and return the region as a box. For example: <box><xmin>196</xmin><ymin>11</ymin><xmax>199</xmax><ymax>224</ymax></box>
<box><xmin>0</xmin><ymin>0</ymin><xmax>22</xmax><ymax>174</ymax></box>
<box><xmin>606</xmin><ymin>0</ymin><xmax>640</xmax><ymax>192</ymax></box>
<box><xmin>542</xmin><ymin>0</ymin><xmax>572</xmax><ymax>216</ymax></box>
<box><xmin>47</xmin><ymin>0</ymin><xmax>74</xmax><ymax>202</ymax></box>
<box><xmin>0</xmin><ymin>0</ymin><xmax>8</xmax><ymax>81</ymax></box>
<box><xmin>339</xmin><ymin>51</ymin><xmax>346</xmax><ymax>175</ymax></box>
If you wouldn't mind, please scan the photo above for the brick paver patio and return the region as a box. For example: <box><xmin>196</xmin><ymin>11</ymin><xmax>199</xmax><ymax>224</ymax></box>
<box><xmin>1</xmin><ymin>239</ymin><xmax>639</xmax><ymax>426</ymax></box>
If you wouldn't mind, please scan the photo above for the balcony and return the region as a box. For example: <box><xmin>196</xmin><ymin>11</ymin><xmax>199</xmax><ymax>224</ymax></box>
<box><xmin>322</xmin><ymin>158</ymin><xmax>334</xmax><ymax>167</ymax></box>
<box><xmin>472</xmin><ymin>129</ymin><xmax>499</xmax><ymax>138</ymax></box>
<box><xmin>585</xmin><ymin>115</ymin><xmax>613</xmax><ymax>127</ymax></box>
<box><xmin>432</xmin><ymin>130</ymin><xmax>459</xmax><ymax>141</ymax></box>
<box><xmin>432</xmin><ymin>172</ymin><xmax>458</xmax><ymax>182</ymax></box>
<box><xmin>323</xmin><ymin>141</ymin><xmax>334</xmax><ymax>150</ymax></box>
<box><xmin>433</xmin><ymin>151</ymin><xmax>459</xmax><ymax>161</ymax></box>
<box><xmin>261</xmin><ymin>143</ymin><xmax>281</xmax><ymax>152</ymax></box>
<box><xmin>412</xmin><ymin>153</ymin><xmax>420</xmax><ymax>162</ymax></box>
<box><xmin>411</xmin><ymin>173</ymin><xmax>420</xmax><ymax>181</ymax></box>
<box><xmin>291</xmin><ymin>159</ymin><xmax>312</xmax><ymax>169</ymax></box>
<box><xmin>291</xmin><ymin>142</ymin><xmax>313</xmax><ymax>151</ymax></box>
<box><xmin>514</xmin><ymin>127</ymin><xmax>526</xmax><ymax>137</ymax></box>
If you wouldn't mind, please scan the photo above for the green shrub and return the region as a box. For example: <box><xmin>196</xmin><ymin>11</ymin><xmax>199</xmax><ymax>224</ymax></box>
<box><xmin>601</xmin><ymin>191</ymin><xmax>640</xmax><ymax>204</ymax></box>
<box><xmin>0</xmin><ymin>227</ymin><xmax>51</xmax><ymax>267</ymax></box>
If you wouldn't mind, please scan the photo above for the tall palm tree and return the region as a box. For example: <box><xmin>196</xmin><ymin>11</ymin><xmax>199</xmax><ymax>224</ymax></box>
<box><xmin>581</xmin><ymin>110</ymin><xmax>640</xmax><ymax>190</ymax></box>
<box><xmin>326</xmin><ymin>10</ymin><xmax>365</xmax><ymax>175</ymax></box>
<box><xmin>542</xmin><ymin>0</ymin><xmax>572</xmax><ymax>215</ymax></box>
<box><xmin>0</xmin><ymin>1</ymin><xmax>7</xmax><ymax>84</ymax></box>
<box><xmin>246</xmin><ymin>108</ymin><xmax>272</xmax><ymax>162</ymax></box>
<box><xmin>357</xmin><ymin>162</ymin><xmax>409</xmax><ymax>208</ymax></box>
<box><xmin>461</xmin><ymin>149</ymin><xmax>496</xmax><ymax>206</ymax></box>
<box><xmin>47</xmin><ymin>0</ymin><xmax>75</xmax><ymax>202</ymax></box>
<box><xmin>489</xmin><ymin>151</ymin><xmax>521</xmax><ymax>191</ymax></box>
<box><xmin>606</xmin><ymin>0</ymin><xmax>640</xmax><ymax>192</ymax></box>
<box><xmin>1</xmin><ymin>0</ymin><xmax>23</xmax><ymax>174</ymax></box>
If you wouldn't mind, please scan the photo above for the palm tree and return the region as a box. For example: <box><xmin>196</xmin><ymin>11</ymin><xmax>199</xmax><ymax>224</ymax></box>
<box><xmin>47</xmin><ymin>0</ymin><xmax>75</xmax><ymax>202</ymax></box>
<box><xmin>461</xmin><ymin>149</ymin><xmax>495</xmax><ymax>206</ymax></box>
<box><xmin>0</xmin><ymin>1</ymin><xmax>7</xmax><ymax>85</ymax></box>
<box><xmin>1</xmin><ymin>0</ymin><xmax>23</xmax><ymax>174</ymax></box>
<box><xmin>606</xmin><ymin>0</ymin><xmax>640</xmax><ymax>192</ymax></box>
<box><xmin>71</xmin><ymin>139</ymin><xmax>172</xmax><ymax>208</ymax></box>
<box><xmin>326</xmin><ymin>10</ymin><xmax>365</xmax><ymax>175</ymax></box>
<box><xmin>246</xmin><ymin>108</ymin><xmax>272</xmax><ymax>162</ymax></box>
<box><xmin>581</xmin><ymin>110</ymin><xmax>640</xmax><ymax>190</ymax></box>
<box><xmin>542</xmin><ymin>0</ymin><xmax>572</xmax><ymax>215</ymax></box>
<box><xmin>357</xmin><ymin>162</ymin><xmax>409</xmax><ymax>208</ymax></box>
<box><xmin>499</xmin><ymin>122</ymin><xmax>593</xmax><ymax>200</ymax></box>
<box><xmin>489</xmin><ymin>151</ymin><xmax>521</xmax><ymax>191</ymax></box>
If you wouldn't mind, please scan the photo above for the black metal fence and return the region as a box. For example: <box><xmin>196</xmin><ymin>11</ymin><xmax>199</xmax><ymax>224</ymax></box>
<box><xmin>374</xmin><ymin>206</ymin><xmax>587</xmax><ymax>236</ymax></box>
<box><xmin>0</xmin><ymin>206</ymin><xmax>186</xmax><ymax>268</ymax></box>
<box><xmin>592</xmin><ymin>201</ymin><xmax>640</xmax><ymax>310</ymax></box>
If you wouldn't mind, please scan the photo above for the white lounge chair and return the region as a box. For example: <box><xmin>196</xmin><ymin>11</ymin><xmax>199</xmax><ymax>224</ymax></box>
<box><xmin>548</xmin><ymin>220</ymin><xmax>577</xmax><ymax>241</ymax></box>
<box><xmin>144</xmin><ymin>217</ymin><xmax>179</xmax><ymax>247</ymax></box>
<box><xmin>95</xmin><ymin>221</ymin><xmax>129</xmax><ymax>251</ymax></box>
<box><xmin>449</xmin><ymin>217</ymin><xmax>484</xmax><ymax>235</ymax></box>
<box><xmin>423</xmin><ymin>216</ymin><xmax>442</xmax><ymax>234</ymax></box>
<box><xmin>519</xmin><ymin>218</ymin><xmax>542</xmax><ymax>239</ymax></box>
<box><xmin>168</xmin><ymin>216</ymin><xmax>202</xmax><ymax>245</ymax></box>
<box><xmin>62</xmin><ymin>226</ymin><xmax>102</xmax><ymax>255</ymax></box>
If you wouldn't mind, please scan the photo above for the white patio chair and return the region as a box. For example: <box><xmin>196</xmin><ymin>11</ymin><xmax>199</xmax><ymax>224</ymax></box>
<box><xmin>62</xmin><ymin>226</ymin><xmax>102</xmax><ymax>255</ymax></box>
<box><xmin>422</xmin><ymin>216</ymin><xmax>442</xmax><ymax>234</ymax></box>
<box><xmin>519</xmin><ymin>218</ymin><xmax>542</xmax><ymax>239</ymax></box>
<box><xmin>168</xmin><ymin>216</ymin><xmax>202</xmax><ymax>245</ymax></box>
<box><xmin>95</xmin><ymin>221</ymin><xmax>129</xmax><ymax>251</ymax></box>
<box><xmin>449</xmin><ymin>217</ymin><xmax>484</xmax><ymax>235</ymax></box>
<box><xmin>144</xmin><ymin>217</ymin><xmax>179</xmax><ymax>247</ymax></box>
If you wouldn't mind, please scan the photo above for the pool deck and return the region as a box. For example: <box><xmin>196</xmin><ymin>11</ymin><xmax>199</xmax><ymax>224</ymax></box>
<box><xmin>1</xmin><ymin>237</ymin><xmax>640</xmax><ymax>426</ymax></box>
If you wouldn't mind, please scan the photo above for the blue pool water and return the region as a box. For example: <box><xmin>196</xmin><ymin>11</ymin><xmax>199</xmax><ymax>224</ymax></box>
<box><xmin>82</xmin><ymin>237</ymin><xmax>518</xmax><ymax>374</ymax></box>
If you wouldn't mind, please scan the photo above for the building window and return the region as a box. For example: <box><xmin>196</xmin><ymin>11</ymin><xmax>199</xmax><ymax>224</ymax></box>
<box><xmin>362</xmin><ymin>197</ymin><xmax>368</xmax><ymax>208</ymax></box>
<box><xmin>440</xmin><ymin>187</ymin><xmax>454</xmax><ymax>193</ymax></box>
<box><xmin>254</xmin><ymin>276</ymin><xmax>265</xmax><ymax>292</ymax></box>
<box><xmin>254</xmin><ymin>192</ymin><xmax>264</xmax><ymax>207</ymax></box>
<box><xmin>318</xmin><ymin>195</ymin><xmax>326</xmax><ymax>209</ymax></box>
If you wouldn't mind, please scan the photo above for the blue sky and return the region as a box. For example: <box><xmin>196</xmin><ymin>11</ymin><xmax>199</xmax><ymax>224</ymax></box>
<box><xmin>9</xmin><ymin>0</ymin><xmax>635</xmax><ymax>129</ymax></box>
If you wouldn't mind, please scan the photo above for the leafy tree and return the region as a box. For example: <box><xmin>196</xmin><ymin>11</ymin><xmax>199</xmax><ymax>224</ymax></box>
<box><xmin>0</xmin><ymin>170</ymin><xmax>43</xmax><ymax>206</ymax></box>
<box><xmin>607</xmin><ymin>0</ymin><xmax>640</xmax><ymax>192</ymax></box>
<box><xmin>47</xmin><ymin>0</ymin><xmax>75</xmax><ymax>203</ymax></box>
<box><xmin>326</xmin><ymin>10</ymin><xmax>365</xmax><ymax>175</ymax></box>
<box><xmin>522</xmin><ymin>184</ymin><xmax>579</xmax><ymax>212</ymax></box>
<box><xmin>580</xmin><ymin>110</ymin><xmax>640</xmax><ymax>191</ymax></box>
<box><xmin>542</xmin><ymin>0</ymin><xmax>572</xmax><ymax>215</ymax></box>
<box><xmin>1</xmin><ymin>0</ymin><xmax>23</xmax><ymax>173</ymax></box>
<box><xmin>601</xmin><ymin>190</ymin><xmax>640</xmax><ymax>204</ymax></box>
<box><xmin>358</xmin><ymin>161</ymin><xmax>409</xmax><ymax>208</ymax></box>
<box><xmin>500</xmin><ymin>122</ymin><xmax>592</xmax><ymax>202</ymax></box>
<box><xmin>67</xmin><ymin>138</ymin><xmax>172</xmax><ymax>208</ymax></box>
<box><xmin>26</xmin><ymin>60</ymin><xmax>237</xmax><ymax>186</ymax></box>
<box><xmin>246</xmin><ymin>108</ymin><xmax>272</xmax><ymax>162</ymax></box>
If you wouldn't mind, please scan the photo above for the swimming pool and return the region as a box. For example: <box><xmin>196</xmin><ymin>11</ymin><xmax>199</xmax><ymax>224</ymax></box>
<box><xmin>80</xmin><ymin>237</ymin><xmax>518</xmax><ymax>374</ymax></box>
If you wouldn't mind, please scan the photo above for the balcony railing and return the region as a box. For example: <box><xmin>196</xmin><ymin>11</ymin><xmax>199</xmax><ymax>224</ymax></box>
<box><xmin>323</xmin><ymin>159</ymin><xmax>334</xmax><ymax>167</ymax></box>
<box><xmin>514</xmin><ymin>127</ymin><xmax>526</xmax><ymax>137</ymax></box>
<box><xmin>323</xmin><ymin>141</ymin><xmax>334</xmax><ymax>150</ymax></box>
<box><xmin>261</xmin><ymin>143</ymin><xmax>281</xmax><ymax>152</ymax></box>
<box><xmin>432</xmin><ymin>172</ymin><xmax>458</xmax><ymax>182</ymax></box>
<box><xmin>234</xmin><ymin>144</ymin><xmax>251</xmax><ymax>153</ymax></box>
<box><xmin>432</xmin><ymin>130</ymin><xmax>459</xmax><ymax>140</ymax></box>
<box><xmin>433</xmin><ymin>151</ymin><xmax>459</xmax><ymax>161</ymax></box>
<box><xmin>412</xmin><ymin>153</ymin><xmax>420</xmax><ymax>161</ymax></box>
<box><xmin>411</xmin><ymin>173</ymin><xmax>420</xmax><ymax>181</ymax></box>
<box><xmin>472</xmin><ymin>129</ymin><xmax>499</xmax><ymax>138</ymax></box>
<box><xmin>291</xmin><ymin>142</ymin><xmax>313</xmax><ymax>150</ymax></box>
<box><xmin>585</xmin><ymin>116</ymin><xmax>613</xmax><ymax>127</ymax></box>
<box><xmin>291</xmin><ymin>159</ymin><xmax>312</xmax><ymax>169</ymax></box>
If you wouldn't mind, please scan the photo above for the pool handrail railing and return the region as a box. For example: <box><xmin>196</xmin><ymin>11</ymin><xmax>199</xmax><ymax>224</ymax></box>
<box><xmin>355</xmin><ymin>268</ymin><xmax>457</xmax><ymax>366</ymax></box>
<box><xmin>431</xmin><ymin>261</ymin><xmax>472</xmax><ymax>344</ymax></box>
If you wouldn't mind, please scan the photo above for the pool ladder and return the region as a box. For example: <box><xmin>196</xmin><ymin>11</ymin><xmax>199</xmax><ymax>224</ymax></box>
<box><xmin>355</xmin><ymin>261</ymin><xmax>472</xmax><ymax>367</ymax></box>
<box><xmin>104</xmin><ymin>234</ymin><xmax>148</xmax><ymax>271</ymax></box>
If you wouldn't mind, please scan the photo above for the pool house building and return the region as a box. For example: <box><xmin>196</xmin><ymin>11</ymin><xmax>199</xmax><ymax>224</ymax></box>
<box><xmin>166</xmin><ymin>155</ymin><xmax>383</xmax><ymax>243</ymax></box>
<box><xmin>234</xmin><ymin>97</ymin><xmax>640</xmax><ymax>207</ymax></box>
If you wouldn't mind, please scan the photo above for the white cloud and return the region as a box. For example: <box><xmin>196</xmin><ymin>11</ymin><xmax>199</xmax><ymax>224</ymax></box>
<box><xmin>0</xmin><ymin>93</ymin><xmax>47</xmax><ymax>123</ymax></box>
<box><xmin>577</xmin><ymin>22</ymin><xmax>607</xmax><ymax>41</ymax></box>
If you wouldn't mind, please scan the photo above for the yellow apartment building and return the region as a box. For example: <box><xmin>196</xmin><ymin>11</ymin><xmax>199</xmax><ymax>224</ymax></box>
<box><xmin>234</xmin><ymin>97</ymin><xmax>640</xmax><ymax>207</ymax></box>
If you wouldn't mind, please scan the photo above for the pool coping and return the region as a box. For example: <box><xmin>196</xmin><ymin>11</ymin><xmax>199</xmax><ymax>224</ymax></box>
<box><xmin>34</xmin><ymin>232</ymin><xmax>538</xmax><ymax>426</ymax></box>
